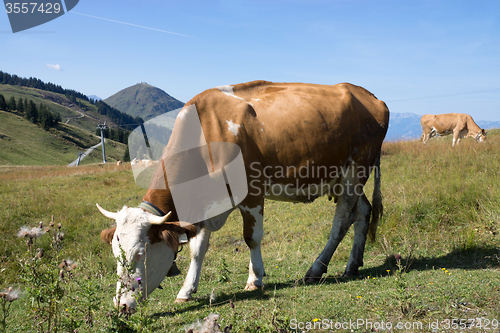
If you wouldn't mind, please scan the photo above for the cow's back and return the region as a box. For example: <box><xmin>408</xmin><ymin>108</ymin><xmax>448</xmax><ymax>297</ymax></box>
<box><xmin>421</xmin><ymin>113</ymin><xmax>468</xmax><ymax>133</ymax></box>
<box><xmin>184</xmin><ymin>81</ymin><xmax>388</xmax><ymax>172</ymax></box>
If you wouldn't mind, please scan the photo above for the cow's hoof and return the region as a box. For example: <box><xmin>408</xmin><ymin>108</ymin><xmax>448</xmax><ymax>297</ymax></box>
<box><xmin>244</xmin><ymin>282</ymin><xmax>262</xmax><ymax>291</ymax></box>
<box><xmin>174</xmin><ymin>298</ymin><xmax>190</xmax><ymax>303</ymax></box>
<box><xmin>303</xmin><ymin>275</ymin><xmax>322</xmax><ymax>284</ymax></box>
<box><xmin>342</xmin><ymin>268</ymin><xmax>359</xmax><ymax>277</ymax></box>
<box><xmin>303</xmin><ymin>267</ymin><xmax>325</xmax><ymax>283</ymax></box>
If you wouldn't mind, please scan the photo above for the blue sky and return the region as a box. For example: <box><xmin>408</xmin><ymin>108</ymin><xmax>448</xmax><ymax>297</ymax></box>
<box><xmin>2</xmin><ymin>0</ymin><xmax>500</xmax><ymax>121</ymax></box>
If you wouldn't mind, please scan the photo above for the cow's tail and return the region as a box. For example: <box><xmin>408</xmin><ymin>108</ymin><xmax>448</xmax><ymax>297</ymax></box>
<box><xmin>368</xmin><ymin>150</ymin><xmax>383</xmax><ymax>242</ymax></box>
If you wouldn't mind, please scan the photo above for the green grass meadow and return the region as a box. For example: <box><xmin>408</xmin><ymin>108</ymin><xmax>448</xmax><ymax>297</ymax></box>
<box><xmin>0</xmin><ymin>132</ymin><xmax>499</xmax><ymax>332</ymax></box>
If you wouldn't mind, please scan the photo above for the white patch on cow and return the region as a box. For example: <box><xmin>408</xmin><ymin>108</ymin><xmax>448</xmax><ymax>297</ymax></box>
<box><xmin>177</xmin><ymin>108</ymin><xmax>188</xmax><ymax>120</ymax></box>
<box><xmin>252</xmin><ymin>98</ymin><xmax>261</xmax><ymax>101</ymax></box>
<box><xmin>216</xmin><ymin>85</ymin><xmax>255</xmax><ymax>107</ymax></box>
<box><xmin>226</xmin><ymin>120</ymin><xmax>241</xmax><ymax>136</ymax></box>
<box><xmin>238</xmin><ymin>205</ymin><xmax>264</xmax><ymax>289</ymax></box>
<box><xmin>247</xmin><ymin>233</ymin><xmax>264</xmax><ymax>288</ymax></box>
<box><xmin>217</xmin><ymin>85</ymin><xmax>234</xmax><ymax>95</ymax></box>
<box><xmin>239</xmin><ymin>205</ymin><xmax>263</xmax><ymax>221</ymax></box>
<box><xmin>176</xmin><ymin>210</ymin><xmax>233</xmax><ymax>301</ymax></box>
<box><xmin>260</xmin><ymin>128</ymin><xmax>264</xmax><ymax>132</ymax></box>
<box><xmin>217</xmin><ymin>85</ymin><xmax>245</xmax><ymax>101</ymax></box>
<box><xmin>176</xmin><ymin>228</ymin><xmax>211</xmax><ymax>301</ymax></box>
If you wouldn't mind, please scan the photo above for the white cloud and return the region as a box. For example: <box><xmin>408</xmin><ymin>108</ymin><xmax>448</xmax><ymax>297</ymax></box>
<box><xmin>46</xmin><ymin>64</ymin><xmax>62</xmax><ymax>71</ymax></box>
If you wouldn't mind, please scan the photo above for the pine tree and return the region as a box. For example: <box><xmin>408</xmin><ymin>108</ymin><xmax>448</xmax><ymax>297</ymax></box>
<box><xmin>0</xmin><ymin>94</ymin><xmax>6</xmax><ymax>110</ymax></box>
<box><xmin>39</xmin><ymin>105</ymin><xmax>50</xmax><ymax>130</ymax></box>
<box><xmin>53</xmin><ymin>111</ymin><xmax>61</xmax><ymax>125</ymax></box>
<box><xmin>38</xmin><ymin>104</ymin><xmax>58</xmax><ymax>130</ymax></box>
<box><xmin>17</xmin><ymin>98</ymin><xmax>24</xmax><ymax>113</ymax></box>
<box><xmin>117</xmin><ymin>128</ymin><xmax>124</xmax><ymax>143</ymax></box>
<box><xmin>123</xmin><ymin>143</ymin><xmax>130</xmax><ymax>162</ymax></box>
<box><xmin>7</xmin><ymin>96</ymin><xmax>16</xmax><ymax>111</ymax></box>
<box><xmin>26</xmin><ymin>100</ymin><xmax>38</xmax><ymax>123</ymax></box>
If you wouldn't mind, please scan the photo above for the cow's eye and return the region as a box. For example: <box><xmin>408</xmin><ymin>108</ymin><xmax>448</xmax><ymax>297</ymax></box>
<box><xmin>134</xmin><ymin>249</ymin><xmax>145</xmax><ymax>262</ymax></box>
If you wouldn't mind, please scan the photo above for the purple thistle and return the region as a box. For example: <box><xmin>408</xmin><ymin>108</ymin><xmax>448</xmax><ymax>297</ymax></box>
<box><xmin>136</xmin><ymin>277</ymin><xmax>141</xmax><ymax>285</ymax></box>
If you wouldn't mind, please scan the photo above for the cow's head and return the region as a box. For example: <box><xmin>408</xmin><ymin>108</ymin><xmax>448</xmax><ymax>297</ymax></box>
<box><xmin>477</xmin><ymin>129</ymin><xmax>487</xmax><ymax>142</ymax></box>
<box><xmin>97</xmin><ymin>203</ymin><xmax>196</xmax><ymax>313</ymax></box>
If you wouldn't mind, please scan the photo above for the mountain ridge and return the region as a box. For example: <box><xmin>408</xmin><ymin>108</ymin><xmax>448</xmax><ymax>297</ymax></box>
<box><xmin>104</xmin><ymin>83</ymin><xmax>184</xmax><ymax>122</ymax></box>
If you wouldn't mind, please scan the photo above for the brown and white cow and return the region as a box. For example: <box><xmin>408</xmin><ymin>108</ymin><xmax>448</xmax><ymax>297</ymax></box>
<box><xmin>421</xmin><ymin>113</ymin><xmax>487</xmax><ymax>146</ymax></box>
<box><xmin>131</xmin><ymin>158</ymin><xmax>155</xmax><ymax>167</ymax></box>
<box><xmin>97</xmin><ymin>81</ymin><xmax>389</xmax><ymax>311</ymax></box>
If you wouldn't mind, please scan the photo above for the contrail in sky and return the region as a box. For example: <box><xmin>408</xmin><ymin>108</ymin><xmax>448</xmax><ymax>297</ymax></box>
<box><xmin>70</xmin><ymin>11</ymin><xmax>193</xmax><ymax>38</ymax></box>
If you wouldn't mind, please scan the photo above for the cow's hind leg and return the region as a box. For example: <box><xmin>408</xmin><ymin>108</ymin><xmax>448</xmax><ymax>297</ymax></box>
<box><xmin>343</xmin><ymin>193</ymin><xmax>371</xmax><ymax>277</ymax></box>
<box><xmin>304</xmin><ymin>190</ymin><xmax>359</xmax><ymax>282</ymax></box>
<box><xmin>239</xmin><ymin>201</ymin><xmax>265</xmax><ymax>291</ymax></box>
<box><xmin>175</xmin><ymin>210</ymin><xmax>232</xmax><ymax>302</ymax></box>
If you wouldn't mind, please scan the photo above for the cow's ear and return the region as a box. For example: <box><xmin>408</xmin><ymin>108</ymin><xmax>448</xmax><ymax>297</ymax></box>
<box><xmin>100</xmin><ymin>227</ymin><xmax>116</xmax><ymax>245</ymax></box>
<box><xmin>183</xmin><ymin>223</ymin><xmax>198</xmax><ymax>240</ymax></box>
<box><xmin>148</xmin><ymin>223</ymin><xmax>198</xmax><ymax>251</ymax></box>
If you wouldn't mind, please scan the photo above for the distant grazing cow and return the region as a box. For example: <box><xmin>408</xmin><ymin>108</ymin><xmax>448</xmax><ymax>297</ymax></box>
<box><xmin>421</xmin><ymin>113</ymin><xmax>487</xmax><ymax>146</ymax></box>
<box><xmin>97</xmin><ymin>81</ymin><xmax>389</xmax><ymax>312</ymax></box>
<box><xmin>116</xmin><ymin>161</ymin><xmax>122</xmax><ymax>166</ymax></box>
<box><xmin>131</xmin><ymin>158</ymin><xmax>154</xmax><ymax>167</ymax></box>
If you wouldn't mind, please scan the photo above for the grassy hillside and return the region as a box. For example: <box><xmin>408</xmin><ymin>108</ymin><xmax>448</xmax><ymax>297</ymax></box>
<box><xmin>0</xmin><ymin>111</ymin><xmax>126</xmax><ymax>166</ymax></box>
<box><xmin>0</xmin><ymin>84</ymin><xmax>140</xmax><ymax>134</ymax></box>
<box><xmin>0</xmin><ymin>84</ymin><xmax>104</xmax><ymax>132</ymax></box>
<box><xmin>104</xmin><ymin>82</ymin><xmax>184</xmax><ymax>123</ymax></box>
<box><xmin>0</xmin><ymin>132</ymin><xmax>499</xmax><ymax>332</ymax></box>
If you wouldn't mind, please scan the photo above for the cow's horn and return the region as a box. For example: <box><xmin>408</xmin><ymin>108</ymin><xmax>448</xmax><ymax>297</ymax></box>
<box><xmin>148</xmin><ymin>211</ymin><xmax>172</xmax><ymax>225</ymax></box>
<box><xmin>96</xmin><ymin>203</ymin><xmax>118</xmax><ymax>220</ymax></box>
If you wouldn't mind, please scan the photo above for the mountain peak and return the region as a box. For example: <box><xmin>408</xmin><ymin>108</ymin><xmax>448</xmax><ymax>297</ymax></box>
<box><xmin>104</xmin><ymin>83</ymin><xmax>184</xmax><ymax>121</ymax></box>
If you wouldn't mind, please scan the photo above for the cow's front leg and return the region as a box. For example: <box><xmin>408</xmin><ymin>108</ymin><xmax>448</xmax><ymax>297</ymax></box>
<box><xmin>304</xmin><ymin>190</ymin><xmax>359</xmax><ymax>282</ymax></box>
<box><xmin>239</xmin><ymin>202</ymin><xmax>265</xmax><ymax>291</ymax></box>
<box><xmin>421</xmin><ymin>130</ymin><xmax>429</xmax><ymax>145</ymax></box>
<box><xmin>175</xmin><ymin>227</ymin><xmax>211</xmax><ymax>302</ymax></box>
<box><xmin>175</xmin><ymin>210</ymin><xmax>232</xmax><ymax>302</ymax></box>
<box><xmin>452</xmin><ymin>130</ymin><xmax>460</xmax><ymax>146</ymax></box>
